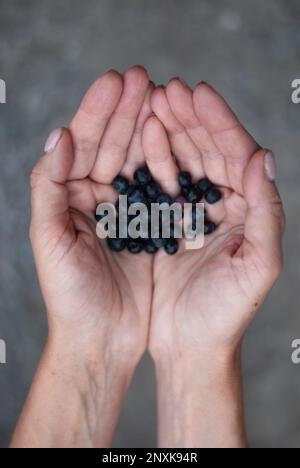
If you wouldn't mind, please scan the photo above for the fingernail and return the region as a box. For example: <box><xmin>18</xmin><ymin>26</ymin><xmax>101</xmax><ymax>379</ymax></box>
<box><xmin>44</xmin><ymin>128</ymin><xmax>62</xmax><ymax>153</ymax></box>
<box><xmin>264</xmin><ymin>151</ymin><xmax>276</xmax><ymax>181</ymax></box>
<box><xmin>169</xmin><ymin>77</ymin><xmax>188</xmax><ymax>87</ymax></box>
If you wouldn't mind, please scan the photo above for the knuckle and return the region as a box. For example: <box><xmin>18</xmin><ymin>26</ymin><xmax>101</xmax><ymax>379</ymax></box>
<box><xmin>74</xmin><ymin>135</ymin><xmax>97</xmax><ymax>155</ymax></box>
<box><xmin>271</xmin><ymin>193</ymin><xmax>285</xmax><ymax>223</ymax></box>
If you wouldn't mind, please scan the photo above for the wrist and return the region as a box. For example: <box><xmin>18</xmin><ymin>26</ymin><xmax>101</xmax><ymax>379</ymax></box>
<box><xmin>151</xmin><ymin>335</ymin><xmax>243</xmax><ymax>371</ymax></box>
<box><xmin>42</xmin><ymin>334</ymin><xmax>137</xmax><ymax>447</ymax></box>
<box><xmin>152</xmin><ymin>345</ymin><xmax>246</xmax><ymax>448</ymax></box>
<box><xmin>47</xmin><ymin>313</ymin><xmax>144</xmax><ymax>373</ymax></box>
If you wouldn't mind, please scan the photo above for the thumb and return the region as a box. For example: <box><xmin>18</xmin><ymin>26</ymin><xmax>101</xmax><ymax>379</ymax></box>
<box><xmin>30</xmin><ymin>128</ymin><xmax>74</xmax><ymax>237</ymax></box>
<box><xmin>243</xmin><ymin>149</ymin><xmax>285</xmax><ymax>282</ymax></box>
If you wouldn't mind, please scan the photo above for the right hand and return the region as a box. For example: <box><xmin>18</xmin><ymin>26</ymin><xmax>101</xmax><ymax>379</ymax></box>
<box><xmin>30</xmin><ymin>67</ymin><xmax>154</xmax><ymax>366</ymax></box>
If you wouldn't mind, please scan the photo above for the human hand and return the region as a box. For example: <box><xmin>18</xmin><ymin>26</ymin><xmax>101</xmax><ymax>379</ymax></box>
<box><xmin>17</xmin><ymin>67</ymin><xmax>153</xmax><ymax>447</ymax></box>
<box><xmin>142</xmin><ymin>79</ymin><xmax>284</xmax><ymax>447</ymax></box>
<box><xmin>30</xmin><ymin>66</ymin><xmax>153</xmax><ymax>365</ymax></box>
<box><xmin>144</xmin><ymin>78</ymin><xmax>284</xmax><ymax>357</ymax></box>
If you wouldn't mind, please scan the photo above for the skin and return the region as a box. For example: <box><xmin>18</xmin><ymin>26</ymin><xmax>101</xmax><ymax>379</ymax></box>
<box><xmin>11</xmin><ymin>70</ymin><xmax>284</xmax><ymax>449</ymax></box>
<box><xmin>142</xmin><ymin>79</ymin><xmax>285</xmax><ymax>448</ymax></box>
<box><xmin>11</xmin><ymin>66</ymin><xmax>154</xmax><ymax>448</ymax></box>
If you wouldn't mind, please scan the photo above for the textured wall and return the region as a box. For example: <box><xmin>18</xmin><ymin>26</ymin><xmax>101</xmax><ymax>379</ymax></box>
<box><xmin>0</xmin><ymin>0</ymin><xmax>300</xmax><ymax>448</ymax></box>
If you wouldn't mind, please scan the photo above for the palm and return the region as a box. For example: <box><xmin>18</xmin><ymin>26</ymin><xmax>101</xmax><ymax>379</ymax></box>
<box><xmin>143</xmin><ymin>79</ymin><xmax>282</xmax><ymax>352</ymax></box>
<box><xmin>152</xmin><ymin>210</ymin><xmax>249</xmax><ymax>349</ymax></box>
<box><xmin>32</xmin><ymin>67</ymin><xmax>153</xmax><ymax>357</ymax></box>
<box><xmin>46</xmin><ymin>178</ymin><xmax>151</xmax><ymax>329</ymax></box>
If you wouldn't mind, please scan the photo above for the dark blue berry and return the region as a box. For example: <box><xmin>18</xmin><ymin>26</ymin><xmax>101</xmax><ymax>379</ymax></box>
<box><xmin>164</xmin><ymin>238</ymin><xmax>179</xmax><ymax>255</ymax></box>
<box><xmin>152</xmin><ymin>236</ymin><xmax>167</xmax><ymax>249</ymax></box>
<box><xmin>196</xmin><ymin>178</ymin><xmax>212</xmax><ymax>192</ymax></box>
<box><xmin>205</xmin><ymin>188</ymin><xmax>222</xmax><ymax>204</ymax></box>
<box><xmin>134</xmin><ymin>167</ymin><xmax>152</xmax><ymax>186</ymax></box>
<box><xmin>127</xmin><ymin>187</ymin><xmax>147</xmax><ymax>205</ymax></box>
<box><xmin>178</xmin><ymin>171</ymin><xmax>192</xmax><ymax>188</ymax></box>
<box><xmin>181</xmin><ymin>186</ymin><xmax>190</xmax><ymax>198</ymax></box>
<box><xmin>204</xmin><ymin>221</ymin><xmax>216</xmax><ymax>235</ymax></box>
<box><xmin>157</xmin><ymin>193</ymin><xmax>173</xmax><ymax>205</ymax></box>
<box><xmin>146</xmin><ymin>181</ymin><xmax>162</xmax><ymax>201</ymax></box>
<box><xmin>187</xmin><ymin>187</ymin><xmax>203</xmax><ymax>204</ymax></box>
<box><xmin>127</xmin><ymin>238</ymin><xmax>144</xmax><ymax>254</ymax></box>
<box><xmin>144</xmin><ymin>241</ymin><xmax>159</xmax><ymax>254</ymax></box>
<box><xmin>107</xmin><ymin>237</ymin><xmax>127</xmax><ymax>252</ymax></box>
<box><xmin>112</xmin><ymin>176</ymin><xmax>129</xmax><ymax>195</ymax></box>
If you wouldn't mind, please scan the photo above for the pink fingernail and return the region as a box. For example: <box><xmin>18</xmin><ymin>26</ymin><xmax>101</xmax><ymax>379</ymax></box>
<box><xmin>44</xmin><ymin>128</ymin><xmax>62</xmax><ymax>153</ymax></box>
<box><xmin>264</xmin><ymin>151</ymin><xmax>276</xmax><ymax>181</ymax></box>
<box><xmin>169</xmin><ymin>77</ymin><xmax>188</xmax><ymax>87</ymax></box>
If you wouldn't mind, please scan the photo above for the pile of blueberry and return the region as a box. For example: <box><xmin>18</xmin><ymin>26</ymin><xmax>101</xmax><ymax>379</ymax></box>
<box><xmin>95</xmin><ymin>167</ymin><xmax>222</xmax><ymax>255</ymax></box>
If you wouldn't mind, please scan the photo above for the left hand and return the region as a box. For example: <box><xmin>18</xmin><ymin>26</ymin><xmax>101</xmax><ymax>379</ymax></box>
<box><xmin>143</xmin><ymin>79</ymin><xmax>285</xmax><ymax>359</ymax></box>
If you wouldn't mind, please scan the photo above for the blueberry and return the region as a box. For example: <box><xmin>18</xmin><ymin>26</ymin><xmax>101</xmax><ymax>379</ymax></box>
<box><xmin>134</xmin><ymin>167</ymin><xmax>152</xmax><ymax>186</ymax></box>
<box><xmin>107</xmin><ymin>237</ymin><xmax>127</xmax><ymax>252</ymax></box>
<box><xmin>164</xmin><ymin>238</ymin><xmax>179</xmax><ymax>255</ymax></box>
<box><xmin>144</xmin><ymin>240</ymin><xmax>159</xmax><ymax>254</ymax></box>
<box><xmin>196</xmin><ymin>178</ymin><xmax>212</xmax><ymax>193</ymax></box>
<box><xmin>146</xmin><ymin>181</ymin><xmax>162</xmax><ymax>201</ymax></box>
<box><xmin>187</xmin><ymin>187</ymin><xmax>203</xmax><ymax>204</ymax></box>
<box><xmin>204</xmin><ymin>221</ymin><xmax>216</xmax><ymax>235</ymax></box>
<box><xmin>157</xmin><ymin>193</ymin><xmax>173</xmax><ymax>205</ymax></box>
<box><xmin>178</xmin><ymin>171</ymin><xmax>192</xmax><ymax>188</ymax></box>
<box><xmin>152</xmin><ymin>236</ymin><xmax>167</xmax><ymax>249</ymax></box>
<box><xmin>127</xmin><ymin>238</ymin><xmax>144</xmax><ymax>254</ymax></box>
<box><xmin>112</xmin><ymin>176</ymin><xmax>129</xmax><ymax>195</ymax></box>
<box><xmin>181</xmin><ymin>186</ymin><xmax>190</xmax><ymax>198</ymax></box>
<box><xmin>205</xmin><ymin>188</ymin><xmax>222</xmax><ymax>204</ymax></box>
<box><xmin>127</xmin><ymin>187</ymin><xmax>147</xmax><ymax>205</ymax></box>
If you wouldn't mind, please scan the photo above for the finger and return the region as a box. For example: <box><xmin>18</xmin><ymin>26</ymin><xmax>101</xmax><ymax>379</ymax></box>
<box><xmin>242</xmin><ymin>149</ymin><xmax>285</xmax><ymax>283</ymax></box>
<box><xmin>91</xmin><ymin>66</ymin><xmax>149</xmax><ymax>184</ymax></box>
<box><xmin>30</xmin><ymin>128</ymin><xmax>74</xmax><ymax>240</ymax></box>
<box><xmin>193</xmin><ymin>82</ymin><xmax>260</xmax><ymax>194</ymax></box>
<box><xmin>69</xmin><ymin>70</ymin><xmax>123</xmax><ymax>179</ymax></box>
<box><xmin>121</xmin><ymin>82</ymin><xmax>154</xmax><ymax>179</ymax></box>
<box><xmin>66</xmin><ymin>180</ymin><xmax>116</xmax><ymax>220</ymax></box>
<box><xmin>151</xmin><ymin>86</ymin><xmax>204</xmax><ymax>178</ymax></box>
<box><xmin>142</xmin><ymin>116</ymin><xmax>179</xmax><ymax>196</ymax></box>
<box><xmin>166</xmin><ymin>79</ymin><xmax>228</xmax><ymax>186</ymax></box>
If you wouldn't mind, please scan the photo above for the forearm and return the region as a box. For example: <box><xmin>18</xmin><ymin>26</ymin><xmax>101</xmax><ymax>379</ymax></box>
<box><xmin>11</xmin><ymin>335</ymin><xmax>135</xmax><ymax>448</ymax></box>
<box><xmin>153</xmin><ymin>346</ymin><xmax>247</xmax><ymax>448</ymax></box>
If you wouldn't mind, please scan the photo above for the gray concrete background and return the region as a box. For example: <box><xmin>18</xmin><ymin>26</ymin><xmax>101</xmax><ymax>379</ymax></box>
<box><xmin>0</xmin><ymin>0</ymin><xmax>300</xmax><ymax>448</ymax></box>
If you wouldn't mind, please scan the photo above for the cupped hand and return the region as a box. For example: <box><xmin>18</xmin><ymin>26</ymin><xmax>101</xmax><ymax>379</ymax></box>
<box><xmin>30</xmin><ymin>66</ymin><xmax>153</xmax><ymax>364</ymax></box>
<box><xmin>143</xmin><ymin>79</ymin><xmax>285</xmax><ymax>358</ymax></box>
